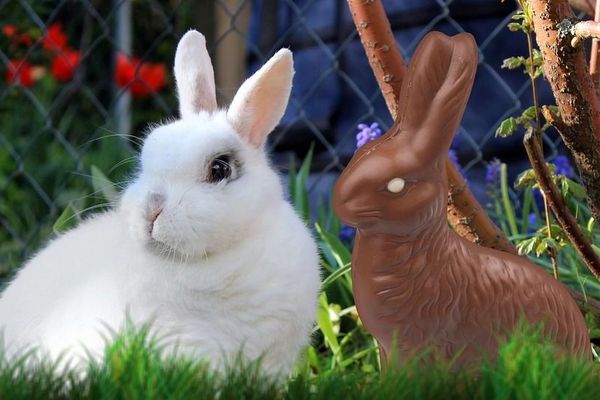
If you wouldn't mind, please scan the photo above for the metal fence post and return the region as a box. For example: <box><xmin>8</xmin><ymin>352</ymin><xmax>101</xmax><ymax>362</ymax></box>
<box><xmin>114</xmin><ymin>0</ymin><xmax>132</xmax><ymax>136</ymax></box>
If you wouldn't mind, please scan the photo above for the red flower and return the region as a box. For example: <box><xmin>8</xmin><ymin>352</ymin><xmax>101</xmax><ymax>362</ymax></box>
<box><xmin>114</xmin><ymin>53</ymin><xmax>135</xmax><ymax>87</ymax></box>
<box><xmin>18</xmin><ymin>32</ymin><xmax>33</xmax><ymax>46</ymax></box>
<box><xmin>42</xmin><ymin>23</ymin><xmax>67</xmax><ymax>52</ymax></box>
<box><xmin>2</xmin><ymin>24</ymin><xmax>16</xmax><ymax>38</ymax></box>
<box><xmin>51</xmin><ymin>49</ymin><xmax>80</xmax><ymax>81</ymax></box>
<box><xmin>114</xmin><ymin>53</ymin><xmax>167</xmax><ymax>98</ymax></box>
<box><xmin>6</xmin><ymin>59</ymin><xmax>34</xmax><ymax>87</ymax></box>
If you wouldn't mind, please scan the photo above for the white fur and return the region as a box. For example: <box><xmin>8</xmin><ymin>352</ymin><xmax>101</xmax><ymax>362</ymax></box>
<box><xmin>175</xmin><ymin>30</ymin><xmax>217</xmax><ymax>117</ymax></box>
<box><xmin>0</xmin><ymin>31</ymin><xmax>320</xmax><ymax>376</ymax></box>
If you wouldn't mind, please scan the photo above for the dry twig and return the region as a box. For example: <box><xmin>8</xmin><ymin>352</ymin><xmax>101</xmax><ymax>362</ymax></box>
<box><xmin>589</xmin><ymin>0</ymin><xmax>600</xmax><ymax>93</ymax></box>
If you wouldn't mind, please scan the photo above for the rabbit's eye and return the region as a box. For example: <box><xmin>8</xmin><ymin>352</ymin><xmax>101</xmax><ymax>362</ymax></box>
<box><xmin>208</xmin><ymin>155</ymin><xmax>232</xmax><ymax>183</ymax></box>
<box><xmin>387</xmin><ymin>177</ymin><xmax>405</xmax><ymax>193</ymax></box>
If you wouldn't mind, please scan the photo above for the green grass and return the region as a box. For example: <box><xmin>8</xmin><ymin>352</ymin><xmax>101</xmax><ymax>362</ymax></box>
<box><xmin>0</xmin><ymin>326</ymin><xmax>597</xmax><ymax>400</ymax></box>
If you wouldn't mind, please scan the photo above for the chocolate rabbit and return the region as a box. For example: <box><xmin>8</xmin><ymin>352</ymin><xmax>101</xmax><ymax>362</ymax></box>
<box><xmin>333</xmin><ymin>31</ymin><xmax>591</xmax><ymax>366</ymax></box>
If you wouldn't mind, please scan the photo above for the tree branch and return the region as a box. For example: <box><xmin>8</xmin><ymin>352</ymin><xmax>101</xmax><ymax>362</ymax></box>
<box><xmin>589</xmin><ymin>0</ymin><xmax>600</xmax><ymax>94</ymax></box>
<box><xmin>346</xmin><ymin>0</ymin><xmax>405</xmax><ymax>119</ymax></box>
<box><xmin>346</xmin><ymin>0</ymin><xmax>516</xmax><ymax>253</ymax></box>
<box><xmin>529</xmin><ymin>0</ymin><xmax>600</xmax><ymax>225</ymax></box>
<box><xmin>568</xmin><ymin>20</ymin><xmax>600</xmax><ymax>46</ymax></box>
<box><xmin>569</xmin><ymin>0</ymin><xmax>595</xmax><ymax>16</ymax></box>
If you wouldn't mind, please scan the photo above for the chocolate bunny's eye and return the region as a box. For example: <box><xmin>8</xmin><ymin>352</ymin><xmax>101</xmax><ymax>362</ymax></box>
<box><xmin>208</xmin><ymin>155</ymin><xmax>232</xmax><ymax>183</ymax></box>
<box><xmin>386</xmin><ymin>177</ymin><xmax>405</xmax><ymax>193</ymax></box>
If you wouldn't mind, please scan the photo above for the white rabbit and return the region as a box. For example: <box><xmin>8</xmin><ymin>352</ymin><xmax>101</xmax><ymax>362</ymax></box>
<box><xmin>0</xmin><ymin>30</ymin><xmax>321</xmax><ymax>375</ymax></box>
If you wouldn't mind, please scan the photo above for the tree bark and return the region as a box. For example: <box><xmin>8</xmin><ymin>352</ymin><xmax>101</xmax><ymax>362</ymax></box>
<box><xmin>569</xmin><ymin>0</ymin><xmax>595</xmax><ymax>16</ymax></box>
<box><xmin>529</xmin><ymin>0</ymin><xmax>600</xmax><ymax>230</ymax></box>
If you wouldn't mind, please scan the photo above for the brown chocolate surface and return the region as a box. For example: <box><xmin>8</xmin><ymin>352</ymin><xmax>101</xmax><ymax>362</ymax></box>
<box><xmin>332</xmin><ymin>31</ymin><xmax>591</xmax><ymax>366</ymax></box>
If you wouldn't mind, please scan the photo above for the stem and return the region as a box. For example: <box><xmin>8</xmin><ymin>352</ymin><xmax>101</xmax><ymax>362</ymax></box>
<box><xmin>346</xmin><ymin>0</ymin><xmax>516</xmax><ymax>253</ymax></box>
<box><xmin>543</xmin><ymin>193</ymin><xmax>561</xmax><ymax>279</ymax></box>
<box><xmin>525</xmin><ymin>21</ymin><xmax>560</xmax><ymax>280</ymax></box>
<box><xmin>500</xmin><ymin>163</ymin><xmax>519</xmax><ymax>238</ymax></box>
<box><xmin>526</xmin><ymin>32</ymin><xmax>542</xmax><ymax>129</ymax></box>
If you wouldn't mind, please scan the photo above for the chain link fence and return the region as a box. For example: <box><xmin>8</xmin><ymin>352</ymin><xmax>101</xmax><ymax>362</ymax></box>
<box><xmin>0</xmin><ymin>0</ymin><xmax>569</xmax><ymax>277</ymax></box>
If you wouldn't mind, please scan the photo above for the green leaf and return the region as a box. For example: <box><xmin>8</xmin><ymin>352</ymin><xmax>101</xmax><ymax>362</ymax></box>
<box><xmin>535</xmin><ymin>239</ymin><xmax>548</xmax><ymax>257</ymax></box>
<box><xmin>514</xmin><ymin>169</ymin><xmax>537</xmax><ymax>190</ymax></box>
<box><xmin>288</xmin><ymin>156</ymin><xmax>297</xmax><ymax>202</ymax></box>
<box><xmin>511</xmin><ymin>12</ymin><xmax>526</xmax><ymax>21</ymax></box>
<box><xmin>315</xmin><ymin>222</ymin><xmax>352</xmax><ymax>270</ymax></box>
<box><xmin>501</xmin><ymin>56</ymin><xmax>525</xmax><ymax>70</ymax></box>
<box><xmin>507</xmin><ymin>22</ymin><xmax>523</xmax><ymax>32</ymax></box>
<box><xmin>587</xmin><ymin>217</ymin><xmax>596</xmax><ymax>233</ymax></box>
<box><xmin>496</xmin><ymin>117</ymin><xmax>518</xmax><ymax>138</ymax></box>
<box><xmin>521</xmin><ymin>106</ymin><xmax>537</xmax><ymax>120</ymax></box>
<box><xmin>53</xmin><ymin>203</ymin><xmax>78</xmax><ymax>234</ymax></box>
<box><xmin>517</xmin><ymin>237</ymin><xmax>538</xmax><ymax>256</ymax></box>
<box><xmin>91</xmin><ymin>165</ymin><xmax>118</xmax><ymax>203</ymax></box>
<box><xmin>316</xmin><ymin>293</ymin><xmax>340</xmax><ymax>354</ymax></box>
<box><xmin>322</xmin><ymin>264</ymin><xmax>351</xmax><ymax>289</ymax></box>
<box><xmin>562</xmin><ymin>178</ymin><xmax>586</xmax><ymax>200</ymax></box>
<box><xmin>292</xmin><ymin>144</ymin><xmax>314</xmax><ymax>222</ymax></box>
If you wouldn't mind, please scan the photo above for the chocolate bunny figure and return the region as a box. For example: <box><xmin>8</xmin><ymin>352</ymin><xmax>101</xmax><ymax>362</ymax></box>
<box><xmin>333</xmin><ymin>32</ymin><xmax>591</xmax><ymax>366</ymax></box>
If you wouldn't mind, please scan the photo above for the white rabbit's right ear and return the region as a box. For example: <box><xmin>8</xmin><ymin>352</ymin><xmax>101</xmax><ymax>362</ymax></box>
<box><xmin>174</xmin><ymin>30</ymin><xmax>217</xmax><ymax>118</ymax></box>
<box><xmin>227</xmin><ymin>49</ymin><xmax>294</xmax><ymax>147</ymax></box>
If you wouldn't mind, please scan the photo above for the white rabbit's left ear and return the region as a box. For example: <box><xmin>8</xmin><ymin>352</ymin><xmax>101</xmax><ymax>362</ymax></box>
<box><xmin>174</xmin><ymin>30</ymin><xmax>217</xmax><ymax>118</ymax></box>
<box><xmin>227</xmin><ymin>49</ymin><xmax>294</xmax><ymax>147</ymax></box>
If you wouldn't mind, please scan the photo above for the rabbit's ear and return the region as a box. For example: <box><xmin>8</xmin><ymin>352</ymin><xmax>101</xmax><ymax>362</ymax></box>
<box><xmin>397</xmin><ymin>32</ymin><xmax>477</xmax><ymax>157</ymax></box>
<box><xmin>174</xmin><ymin>30</ymin><xmax>217</xmax><ymax>118</ymax></box>
<box><xmin>227</xmin><ymin>49</ymin><xmax>294</xmax><ymax>147</ymax></box>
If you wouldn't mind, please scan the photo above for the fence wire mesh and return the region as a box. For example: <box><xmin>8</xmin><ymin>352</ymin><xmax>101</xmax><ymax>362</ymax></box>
<box><xmin>0</xmin><ymin>0</ymin><xmax>569</xmax><ymax>277</ymax></box>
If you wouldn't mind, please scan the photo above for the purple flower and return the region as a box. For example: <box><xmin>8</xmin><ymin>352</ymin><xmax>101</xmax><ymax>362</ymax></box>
<box><xmin>485</xmin><ymin>158</ymin><xmax>502</xmax><ymax>185</ymax></box>
<box><xmin>551</xmin><ymin>155</ymin><xmax>575</xmax><ymax>178</ymax></box>
<box><xmin>527</xmin><ymin>212</ymin><xmax>538</xmax><ymax>233</ymax></box>
<box><xmin>355</xmin><ymin>122</ymin><xmax>382</xmax><ymax>149</ymax></box>
<box><xmin>339</xmin><ymin>224</ymin><xmax>355</xmax><ymax>242</ymax></box>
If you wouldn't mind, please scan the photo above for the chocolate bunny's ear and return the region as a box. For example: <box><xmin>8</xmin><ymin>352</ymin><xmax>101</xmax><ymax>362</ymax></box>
<box><xmin>396</xmin><ymin>32</ymin><xmax>478</xmax><ymax>158</ymax></box>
